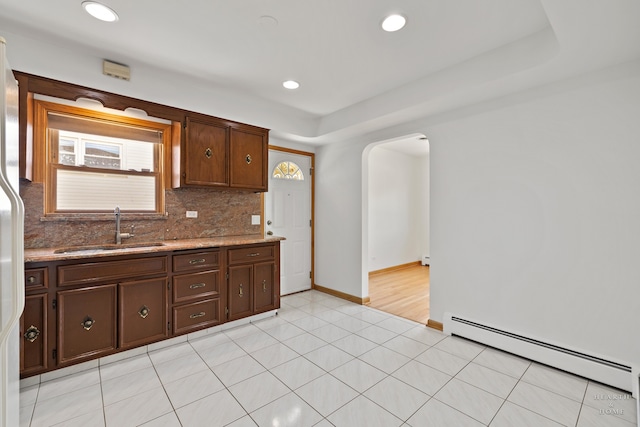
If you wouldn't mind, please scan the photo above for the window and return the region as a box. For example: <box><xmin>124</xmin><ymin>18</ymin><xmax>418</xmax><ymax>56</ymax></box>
<box><xmin>272</xmin><ymin>161</ymin><xmax>304</xmax><ymax>180</ymax></box>
<box><xmin>58</xmin><ymin>133</ymin><xmax>123</xmax><ymax>169</ymax></box>
<box><xmin>35</xmin><ymin>100</ymin><xmax>171</xmax><ymax>215</ymax></box>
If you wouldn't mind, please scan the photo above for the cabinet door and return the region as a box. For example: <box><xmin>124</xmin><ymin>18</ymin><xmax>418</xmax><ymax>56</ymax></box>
<box><xmin>184</xmin><ymin>118</ymin><xmax>229</xmax><ymax>187</ymax></box>
<box><xmin>119</xmin><ymin>277</ymin><xmax>168</xmax><ymax>349</ymax></box>
<box><xmin>58</xmin><ymin>285</ymin><xmax>117</xmax><ymax>366</ymax></box>
<box><xmin>228</xmin><ymin>265</ymin><xmax>253</xmax><ymax>321</ymax></box>
<box><xmin>20</xmin><ymin>294</ymin><xmax>48</xmax><ymax>375</ymax></box>
<box><xmin>229</xmin><ymin>127</ymin><xmax>267</xmax><ymax>191</ymax></box>
<box><xmin>254</xmin><ymin>261</ymin><xmax>277</xmax><ymax>314</ymax></box>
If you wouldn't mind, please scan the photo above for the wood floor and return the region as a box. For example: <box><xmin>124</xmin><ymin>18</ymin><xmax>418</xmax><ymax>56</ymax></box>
<box><xmin>367</xmin><ymin>263</ymin><xmax>430</xmax><ymax>324</ymax></box>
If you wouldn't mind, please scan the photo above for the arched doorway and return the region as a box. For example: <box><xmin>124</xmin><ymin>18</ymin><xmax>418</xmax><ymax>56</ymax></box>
<box><xmin>362</xmin><ymin>134</ymin><xmax>430</xmax><ymax>323</ymax></box>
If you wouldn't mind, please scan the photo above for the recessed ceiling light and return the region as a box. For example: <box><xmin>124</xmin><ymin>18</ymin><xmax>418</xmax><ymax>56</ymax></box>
<box><xmin>282</xmin><ymin>80</ymin><xmax>300</xmax><ymax>90</ymax></box>
<box><xmin>82</xmin><ymin>1</ymin><xmax>119</xmax><ymax>22</ymax></box>
<box><xmin>381</xmin><ymin>14</ymin><xmax>406</xmax><ymax>32</ymax></box>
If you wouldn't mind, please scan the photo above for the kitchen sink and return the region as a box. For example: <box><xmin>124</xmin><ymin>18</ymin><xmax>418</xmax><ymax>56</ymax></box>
<box><xmin>53</xmin><ymin>242</ymin><xmax>166</xmax><ymax>254</ymax></box>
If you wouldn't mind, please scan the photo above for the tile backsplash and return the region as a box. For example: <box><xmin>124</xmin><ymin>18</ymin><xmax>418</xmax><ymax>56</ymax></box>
<box><xmin>21</xmin><ymin>181</ymin><xmax>262</xmax><ymax>249</ymax></box>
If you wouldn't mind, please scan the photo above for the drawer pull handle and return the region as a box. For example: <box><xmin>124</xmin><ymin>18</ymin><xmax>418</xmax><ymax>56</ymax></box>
<box><xmin>189</xmin><ymin>258</ymin><xmax>206</xmax><ymax>264</ymax></box>
<box><xmin>190</xmin><ymin>312</ymin><xmax>206</xmax><ymax>319</ymax></box>
<box><xmin>239</xmin><ymin>283</ymin><xmax>243</xmax><ymax>297</ymax></box>
<box><xmin>139</xmin><ymin>306</ymin><xmax>150</xmax><ymax>319</ymax></box>
<box><xmin>189</xmin><ymin>283</ymin><xmax>206</xmax><ymax>289</ymax></box>
<box><xmin>27</xmin><ymin>276</ymin><xmax>36</xmax><ymax>284</ymax></box>
<box><xmin>24</xmin><ymin>325</ymin><xmax>40</xmax><ymax>343</ymax></box>
<box><xmin>247</xmin><ymin>253</ymin><xmax>260</xmax><ymax>257</ymax></box>
<box><xmin>262</xmin><ymin>280</ymin><xmax>267</xmax><ymax>292</ymax></box>
<box><xmin>81</xmin><ymin>317</ymin><xmax>95</xmax><ymax>331</ymax></box>
<box><xmin>205</xmin><ymin>148</ymin><xmax>212</xmax><ymax>159</ymax></box>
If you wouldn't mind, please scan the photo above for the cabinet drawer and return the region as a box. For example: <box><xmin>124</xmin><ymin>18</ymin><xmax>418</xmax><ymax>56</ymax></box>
<box><xmin>25</xmin><ymin>268</ymin><xmax>48</xmax><ymax>291</ymax></box>
<box><xmin>58</xmin><ymin>256</ymin><xmax>167</xmax><ymax>287</ymax></box>
<box><xmin>173</xmin><ymin>270</ymin><xmax>220</xmax><ymax>304</ymax></box>
<box><xmin>173</xmin><ymin>251</ymin><xmax>220</xmax><ymax>273</ymax></box>
<box><xmin>173</xmin><ymin>299</ymin><xmax>221</xmax><ymax>335</ymax></box>
<box><xmin>227</xmin><ymin>245</ymin><xmax>275</xmax><ymax>265</ymax></box>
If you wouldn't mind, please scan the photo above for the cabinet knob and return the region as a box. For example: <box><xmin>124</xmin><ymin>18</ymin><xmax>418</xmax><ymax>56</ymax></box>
<box><xmin>205</xmin><ymin>147</ymin><xmax>212</xmax><ymax>159</ymax></box>
<box><xmin>245</xmin><ymin>154</ymin><xmax>252</xmax><ymax>164</ymax></box>
<box><xmin>138</xmin><ymin>306</ymin><xmax>150</xmax><ymax>319</ymax></box>
<box><xmin>24</xmin><ymin>325</ymin><xmax>40</xmax><ymax>343</ymax></box>
<box><xmin>239</xmin><ymin>283</ymin><xmax>243</xmax><ymax>297</ymax></box>
<box><xmin>27</xmin><ymin>276</ymin><xmax>36</xmax><ymax>284</ymax></box>
<box><xmin>262</xmin><ymin>280</ymin><xmax>267</xmax><ymax>292</ymax></box>
<box><xmin>81</xmin><ymin>317</ymin><xmax>95</xmax><ymax>331</ymax></box>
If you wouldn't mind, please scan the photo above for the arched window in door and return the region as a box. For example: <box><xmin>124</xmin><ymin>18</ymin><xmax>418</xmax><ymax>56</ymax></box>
<box><xmin>272</xmin><ymin>161</ymin><xmax>304</xmax><ymax>180</ymax></box>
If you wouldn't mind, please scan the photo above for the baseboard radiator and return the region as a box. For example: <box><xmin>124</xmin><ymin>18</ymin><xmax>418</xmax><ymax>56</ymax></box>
<box><xmin>444</xmin><ymin>313</ymin><xmax>636</xmax><ymax>396</ymax></box>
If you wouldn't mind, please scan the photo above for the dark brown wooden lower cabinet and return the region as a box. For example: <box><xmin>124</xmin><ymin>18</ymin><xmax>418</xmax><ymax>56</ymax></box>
<box><xmin>20</xmin><ymin>294</ymin><xmax>48</xmax><ymax>375</ymax></box>
<box><xmin>119</xmin><ymin>277</ymin><xmax>168</xmax><ymax>349</ymax></box>
<box><xmin>22</xmin><ymin>242</ymin><xmax>280</xmax><ymax>377</ymax></box>
<box><xmin>57</xmin><ymin>285</ymin><xmax>117</xmax><ymax>366</ymax></box>
<box><xmin>228</xmin><ymin>260</ymin><xmax>277</xmax><ymax>320</ymax></box>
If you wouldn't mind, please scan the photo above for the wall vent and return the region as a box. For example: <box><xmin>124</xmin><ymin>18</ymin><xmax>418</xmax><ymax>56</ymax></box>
<box><xmin>103</xmin><ymin>60</ymin><xmax>130</xmax><ymax>81</ymax></box>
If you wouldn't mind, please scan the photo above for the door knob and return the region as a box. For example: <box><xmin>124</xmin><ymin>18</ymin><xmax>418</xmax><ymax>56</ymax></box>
<box><xmin>267</xmin><ymin>231</ymin><xmax>273</xmax><ymax>235</ymax></box>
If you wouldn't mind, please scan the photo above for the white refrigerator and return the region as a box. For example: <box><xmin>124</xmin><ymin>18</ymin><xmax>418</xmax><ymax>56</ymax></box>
<box><xmin>0</xmin><ymin>36</ymin><xmax>25</xmax><ymax>427</ymax></box>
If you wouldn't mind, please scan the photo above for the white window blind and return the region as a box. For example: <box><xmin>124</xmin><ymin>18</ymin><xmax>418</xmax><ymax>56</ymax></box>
<box><xmin>56</xmin><ymin>169</ymin><xmax>156</xmax><ymax>211</ymax></box>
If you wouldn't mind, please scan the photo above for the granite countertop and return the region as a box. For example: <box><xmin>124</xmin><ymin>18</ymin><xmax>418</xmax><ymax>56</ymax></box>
<box><xmin>24</xmin><ymin>234</ymin><xmax>285</xmax><ymax>263</ymax></box>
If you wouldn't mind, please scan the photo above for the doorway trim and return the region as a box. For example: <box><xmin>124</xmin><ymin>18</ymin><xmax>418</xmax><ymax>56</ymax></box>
<box><xmin>265</xmin><ymin>145</ymin><xmax>316</xmax><ymax>287</ymax></box>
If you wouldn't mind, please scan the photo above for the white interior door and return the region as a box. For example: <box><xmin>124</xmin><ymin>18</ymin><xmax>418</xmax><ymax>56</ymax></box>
<box><xmin>265</xmin><ymin>150</ymin><xmax>312</xmax><ymax>295</ymax></box>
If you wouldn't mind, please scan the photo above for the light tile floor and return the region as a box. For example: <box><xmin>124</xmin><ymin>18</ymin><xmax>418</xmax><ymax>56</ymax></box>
<box><xmin>20</xmin><ymin>290</ymin><xmax>638</xmax><ymax>427</ymax></box>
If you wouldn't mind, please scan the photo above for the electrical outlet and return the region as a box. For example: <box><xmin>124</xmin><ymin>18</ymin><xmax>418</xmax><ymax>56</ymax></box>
<box><xmin>186</xmin><ymin>211</ymin><xmax>198</xmax><ymax>218</ymax></box>
<box><xmin>251</xmin><ymin>215</ymin><xmax>261</xmax><ymax>225</ymax></box>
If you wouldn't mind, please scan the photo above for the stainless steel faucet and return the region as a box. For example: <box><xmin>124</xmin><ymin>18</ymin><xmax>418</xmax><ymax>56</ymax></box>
<box><xmin>114</xmin><ymin>206</ymin><xmax>134</xmax><ymax>244</ymax></box>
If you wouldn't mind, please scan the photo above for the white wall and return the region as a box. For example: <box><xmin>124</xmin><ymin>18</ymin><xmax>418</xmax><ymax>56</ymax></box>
<box><xmin>315</xmin><ymin>60</ymin><xmax>640</xmax><ymax>375</ymax></box>
<box><xmin>268</xmin><ymin>137</ymin><xmax>316</xmax><ymax>154</ymax></box>
<box><xmin>367</xmin><ymin>147</ymin><xmax>426</xmax><ymax>272</ymax></box>
<box><xmin>315</xmin><ymin>142</ymin><xmax>365</xmax><ymax>298</ymax></box>
<box><xmin>428</xmin><ymin>63</ymin><xmax>640</xmax><ymax>370</ymax></box>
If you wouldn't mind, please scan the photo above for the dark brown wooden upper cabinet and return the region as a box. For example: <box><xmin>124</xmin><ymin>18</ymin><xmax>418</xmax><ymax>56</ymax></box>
<box><xmin>230</xmin><ymin>126</ymin><xmax>268</xmax><ymax>191</ymax></box>
<box><xmin>175</xmin><ymin>115</ymin><xmax>268</xmax><ymax>192</ymax></box>
<box><xmin>182</xmin><ymin>117</ymin><xmax>229</xmax><ymax>187</ymax></box>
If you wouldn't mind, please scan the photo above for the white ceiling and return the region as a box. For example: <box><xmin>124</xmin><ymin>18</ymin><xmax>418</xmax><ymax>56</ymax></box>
<box><xmin>0</xmin><ymin>0</ymin><xmax>639</xmax><ymax>153</ymax></box>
